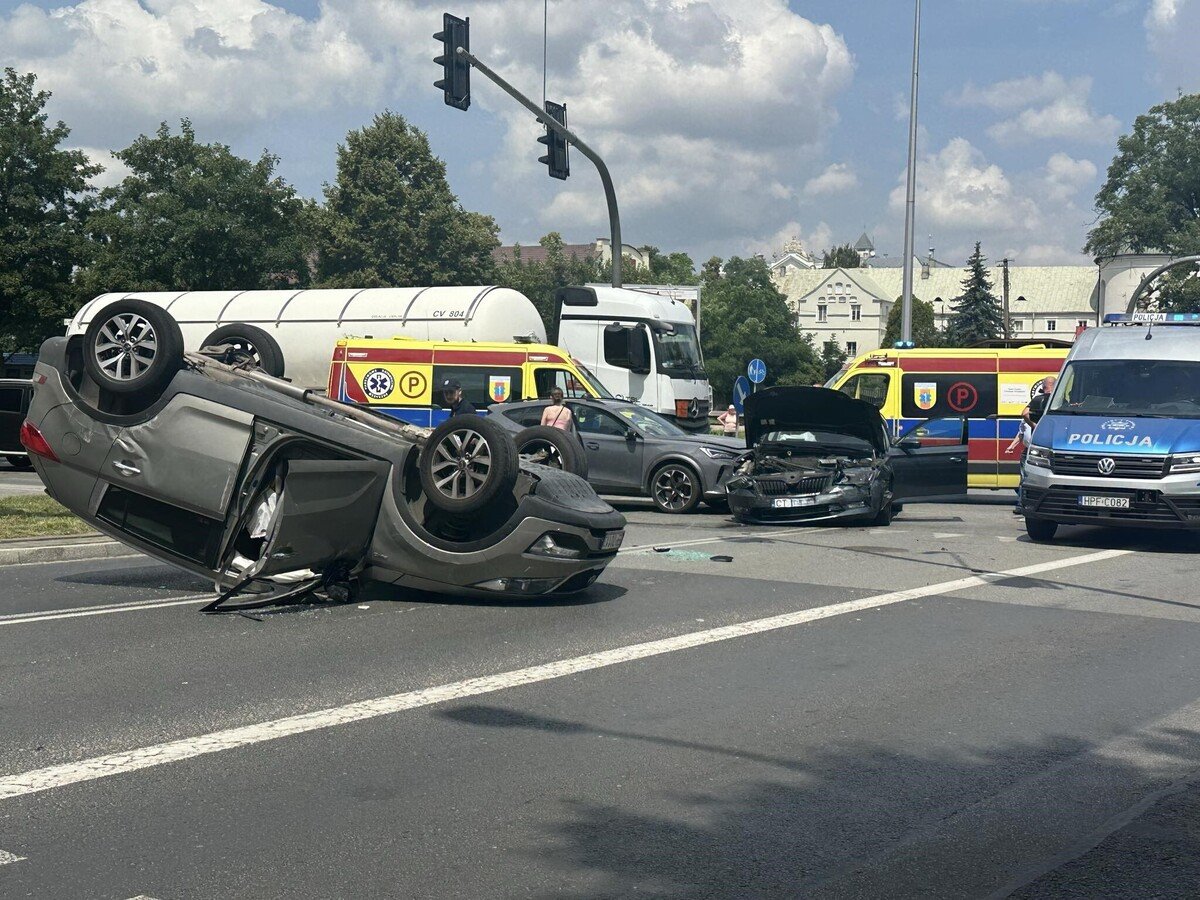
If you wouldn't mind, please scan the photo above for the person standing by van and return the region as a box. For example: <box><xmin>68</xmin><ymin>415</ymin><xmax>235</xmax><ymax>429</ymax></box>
<box><xmin>440</xmin><ymin>378</ymin><xmax>477</xmax><ymax>417</ymax></box>
<box><xmin>1023</xmin><ymin>375</ymin><xmax>1057</xmax><ymax>427</ymax></box>
<box><xmin>540</xmin><ymin>388</ymin><xmax>574</xmax><ymax>430</ymax></box>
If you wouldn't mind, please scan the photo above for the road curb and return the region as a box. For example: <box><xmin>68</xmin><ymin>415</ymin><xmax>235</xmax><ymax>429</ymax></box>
<box><xmin>0</xmin><ymin>537</ymin><xmax>133</xmax><ymax>566</ymax></box>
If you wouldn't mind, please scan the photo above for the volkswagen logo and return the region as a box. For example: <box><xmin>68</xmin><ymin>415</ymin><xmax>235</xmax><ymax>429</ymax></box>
<box><xmin>1097</xmin><ymin>457</ymin><xmax>1116</xmax><ymax>475</ymax></box>
<box><xmin>1101</xmin><ymin>419</ymin><xmax>1136</xmax><ymax>432</ymax></box>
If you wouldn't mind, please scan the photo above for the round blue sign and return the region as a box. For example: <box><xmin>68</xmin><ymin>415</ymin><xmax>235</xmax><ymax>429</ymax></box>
<box><xmin>732</xmin><ymin>375</ymin><xmax>751</xmax><ymax>413</ymax></box>
<box><xmin>747</xmin><ymin>358</ymin><xmax>767</xmax><ymax>384</ymax></box>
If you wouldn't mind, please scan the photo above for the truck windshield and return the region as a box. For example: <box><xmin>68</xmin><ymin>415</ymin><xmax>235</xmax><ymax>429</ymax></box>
<box><xmin>1050</xmin><ymin>359</ymin><xmax>1200</xmax><ymax>418</ymax></box>
<box><xmin>653</xmin><ymin>324</ymin><xmax>705</xmax><ymax>378</ymax></box>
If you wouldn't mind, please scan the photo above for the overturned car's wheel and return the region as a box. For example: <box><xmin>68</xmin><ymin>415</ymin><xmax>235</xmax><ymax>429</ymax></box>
<box><xmin>650</xmin><ymin>462</ymin><xmax>702</xmax><ymax>514</ymax></box>
<box><xmin>83</xmin><ymin>299</ymin><xmax>184</xmax><ymax>397</ymax></box>
<box><xmin>514</xmin><ymin>425</ymin><xmax>588</xmax><ymax>478</ymax></box>
<box><xmin>419</xmin><ymin>415</ymin><xmax>518</xmax><ymax>515</ymax></box>
<box><xmin>201</xmin><ymin>323</ymin><xmax>285</xmax><ymax>377</ymax></box>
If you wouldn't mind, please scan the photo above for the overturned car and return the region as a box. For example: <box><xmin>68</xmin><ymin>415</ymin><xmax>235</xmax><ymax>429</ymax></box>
<box><xmin>21</xmin><ymin>300</ymin><xmax>625</xmax><ymax>609</ymax></box>
<box><xmin>725</xmin><ymin>386</ymin><xmax>969</xmax><ymax>525</ymax></box>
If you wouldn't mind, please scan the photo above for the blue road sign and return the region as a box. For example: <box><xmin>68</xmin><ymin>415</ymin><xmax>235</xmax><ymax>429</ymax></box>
<box><xmin>747</xmin><ymin>358</ymin><xmax>767</xmax><ymax>384</ymax></box>
<box><xmin>732</xmin><ymin>376</ymin><xmax>751</xmax><ymax>414</ymax></box>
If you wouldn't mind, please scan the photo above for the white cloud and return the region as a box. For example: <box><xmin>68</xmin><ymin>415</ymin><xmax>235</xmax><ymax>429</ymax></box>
<box><xmin>952</xmin><ymin>71</ymin><xmax>1120</xmax><ymax>145</ymax></box>
<box><xmin>747</xmin><ymin>219</ymin><xmax>833</xmax><ymax>260</ymax></box>
<box><xmin>1145</xmin><ymin>0</ymin><xmax>1200</xmax><ymax>91</ymax></box>
<box><xmin>72</xmin><ymin>146</ymin><xmax>132</xmax><ymax>190</ymax></box>
<box><xmin>803</xmin><ymin>163</ymin><xmax>858</xmax><ymax>196</ymax></box>
<box><xmin>1042</xmin><ymin>152</ymin><xmax>1097</xmax><ymax>200</ymax></box>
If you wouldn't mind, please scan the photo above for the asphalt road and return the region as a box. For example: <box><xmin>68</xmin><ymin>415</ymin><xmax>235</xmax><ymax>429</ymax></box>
<box><xmin>2</xmin><ymin>499</ymin><xmax>1200</xmax><ymax>898</ymax></box>
<box><xmin>0</xmin><ymin>464</ymin><xmax>42</xmax><ymax>495</ymax></box>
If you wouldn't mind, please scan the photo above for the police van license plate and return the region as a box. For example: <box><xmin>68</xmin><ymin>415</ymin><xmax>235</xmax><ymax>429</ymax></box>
<box><xmin>1078</xmin><ymin>495</ymin><xmax>1130</xmax><ymax>509</ymax></box>
<box><xmin>773</xmin><ymin>497</ymin><xmax>817</xmax><ymax>509</ymax></box>
<box><xmin>601</xmin><ymin>529</ymin><xmax>625</xmax><ymax>550</ymax></box>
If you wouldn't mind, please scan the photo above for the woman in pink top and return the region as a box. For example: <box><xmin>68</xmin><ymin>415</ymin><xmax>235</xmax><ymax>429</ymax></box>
<box><xmin>540</xmin><ymin>388</ymin><xmax>574</xmax><ymax>430</ymax></box>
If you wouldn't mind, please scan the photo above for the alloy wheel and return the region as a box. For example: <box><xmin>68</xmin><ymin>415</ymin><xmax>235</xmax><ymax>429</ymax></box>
<box><xmin>93</xmin><ymin>312</ymin><xmax>158</xmax><ymax>381</ymax></box>
<box><xmin>429</xmin><ymin>428</ymin><xmax>493</xmax><ymax>500</ymax></box>
<box><xmin>653</xmin><ymin>466</ymin><xmax>695</xmax><ymax>511</ymax></box>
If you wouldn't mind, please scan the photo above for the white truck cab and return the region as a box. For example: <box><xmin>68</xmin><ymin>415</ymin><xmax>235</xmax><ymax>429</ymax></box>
<box><xmin>1021</xmin><ymin>312</ymin><xmax>1200</xmax><ymax>541</ymax></box>
<box><xmin>554</xmin><ymin>285</ymin><xmax>710</xmax><ymax>432</ymax></box>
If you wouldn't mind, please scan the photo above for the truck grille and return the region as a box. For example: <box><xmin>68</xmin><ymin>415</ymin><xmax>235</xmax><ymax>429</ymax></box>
<box><xmin>755</xmin><ymin>474</ymin><xmax>832</xmax><ymax>496</ymax></box>
<box><xmin>1049</xmin><ymin>452</ymin><xmax>1166</xmax><ymax>479</ymax></box>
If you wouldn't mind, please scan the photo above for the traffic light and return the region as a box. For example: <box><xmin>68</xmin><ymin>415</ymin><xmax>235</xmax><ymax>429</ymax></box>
<box><xmin>537</xmin><ymin>101</ymin><xmax>570</xmax><ymax>180</ymax></box>
<box><xmin>434</xmin><ymin>13</ymin><xmax>470</xmax><ymax>110</ymax></box>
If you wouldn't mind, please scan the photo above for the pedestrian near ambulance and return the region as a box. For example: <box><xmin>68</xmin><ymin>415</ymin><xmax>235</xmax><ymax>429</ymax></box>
<box><xmin>440</xmin><ymin>378</ymin><xmax>477</xmax><ymax>417</ymax></box>
<box><xmin>717</xmin><ymin>404</ymin><xmax>739</xmax><ymax>436</ymax></box>
<box><xmin>540</xmin><ymin>388</ymin><xmax>574</xmax><ymax>430</ymax></box>
<box><xmin>1022</xmin><ymin>375</ymin><xmax>1057</xmax><ymax>427</ymax></box>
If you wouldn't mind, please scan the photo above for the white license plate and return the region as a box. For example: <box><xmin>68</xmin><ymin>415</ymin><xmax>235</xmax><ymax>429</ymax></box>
<box><xmin>1078</xmin><ymin>495</ymin><xmax>1131</xmax><ymax>509</ymax></box>
<box><xmin>773</xmin><ymin>496</ymin><xmax>818</xmax><ymax>509</ymax></box>
<box><xmin>601</xmin><ymin>529</ymin><xmax>625</xmax><ymax>550</ymax></box>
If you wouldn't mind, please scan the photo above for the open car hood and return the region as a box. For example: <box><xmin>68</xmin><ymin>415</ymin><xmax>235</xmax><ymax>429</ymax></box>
<box><xmin>743</xmin><ymin>386</ymin><xmax>887</xmax><ymax>454</ymax></box>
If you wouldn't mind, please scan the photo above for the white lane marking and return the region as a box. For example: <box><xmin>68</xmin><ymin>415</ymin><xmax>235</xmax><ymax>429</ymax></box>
<box><xmin>0</xmin><ymin>595</ymin><xmax>210</xmax><ymax>627</ymax></box>
<box><xmin>2</xmin><ymin>553</ymin><xmax>141</xmax><ymax>568</ymax></box>
<box><xmin>933</xmin><ymin>532</ymin><xmax>965</xmax><ymax>539</ymax></box>
<box><xmin>0</xmin><ymin>548</ymin><xmax>1128</xmax><ymax>802</ymax></box>
<box><xmin>0</xmin><ymin>848</ymin><xmax>26</xmax><ymax>865</ymax></box>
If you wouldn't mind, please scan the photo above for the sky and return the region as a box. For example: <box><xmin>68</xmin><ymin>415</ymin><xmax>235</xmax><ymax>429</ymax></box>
<box><xmin>2</xmin><ymin>0</ymin><xmax>1197</xmax><ymax>269</ymax></box>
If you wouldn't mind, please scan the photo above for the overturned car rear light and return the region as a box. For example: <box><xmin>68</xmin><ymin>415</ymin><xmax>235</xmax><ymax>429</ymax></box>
<box><xmin>19</xmin><ymin>420</ymin><xmax>59</xmax><ymax>462</ymax></box>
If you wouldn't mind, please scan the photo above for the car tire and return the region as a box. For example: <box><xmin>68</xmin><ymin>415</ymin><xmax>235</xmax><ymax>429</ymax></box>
<box><xmin>872</xmin><ymin>502</ymin><xmax>893</xmax><ymax>527</ymax></box>
<box><xmin>419</xmin><ymin>415</ymin><xmax>519</xmax><ymax>515</ymax></box>
<box><xmin>83</xmin><ymin>298</ymin><xmax>184</xmax><ymax>397</ymax></box>
<box><xmin>649</xmin><ymin>462</ymin><xmax>702</xmax><ymax>514</ymax></box>
<box><xmin>201</xmin><ymin>323</ymin><xmax>285</xmax><ymax>377</ymax></box>
<box><xmin>1025</xmin><ymin>516</ymin><xmax>1057</xmax><ymax>542</ymax></box>
<box><xmin>6</xmin><ymin>455</ymin><xmax>32</xmax><ymax>469</ymax></box>
<box><xmin>513</xmin><ymin>425</ymin><xmax>588</xmax><ymax>478</ymax></box>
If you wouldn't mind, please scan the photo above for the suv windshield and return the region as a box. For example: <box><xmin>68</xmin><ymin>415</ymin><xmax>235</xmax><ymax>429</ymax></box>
<box><xmin>653</xmin><ymin>324</ymin><xmax>705</xmax><ymax>379</ymax></box>
<box><xmin>611</xmin><ymin>404</ymin><xmax>688</xmax><ymax>437</ymax></box>
<box><xmin>1050</xmin><ymin>359</ymin><xmax>1200</xmax><ymax>418</ymax></box>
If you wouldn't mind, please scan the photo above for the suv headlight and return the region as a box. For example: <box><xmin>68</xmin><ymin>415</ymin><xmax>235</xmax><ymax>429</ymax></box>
<box><xmin>700</xmin><ymin>447</ymin><xmax>738</xmax><ymax>460</ymax></box>
<box><xmin>1170</xmin><ymin>454</ymin><xmax>1200</xmax><ymax>474</ymax></box>
<box><xmin>1026</xmin><ymin>445</ymin><xmax>1052</xmax><ymax>469</ymax></box>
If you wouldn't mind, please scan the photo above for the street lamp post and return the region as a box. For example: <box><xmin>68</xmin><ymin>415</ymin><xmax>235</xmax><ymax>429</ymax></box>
<box><xmin>900</xmin><ymin>0</ymin><xmax>922</xmax><ymax>344</ymax></box>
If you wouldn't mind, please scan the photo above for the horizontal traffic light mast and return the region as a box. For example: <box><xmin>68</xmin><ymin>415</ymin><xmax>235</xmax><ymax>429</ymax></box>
<box><xmin>434</xmin><ymin>13</ymin><xmax>624</xmax><ymax>288</ymax></box>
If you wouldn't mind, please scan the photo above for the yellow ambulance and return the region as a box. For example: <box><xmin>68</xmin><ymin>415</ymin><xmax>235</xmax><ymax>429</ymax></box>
<box><xmin>827</xmin><ymin>346</ymin><xmax>1070</xmax><ymax>488</ymax></box>
<box><xmin>327</xmin><ymin>338</ymin><xmax>611</xmax><ymax>427</ymax></box>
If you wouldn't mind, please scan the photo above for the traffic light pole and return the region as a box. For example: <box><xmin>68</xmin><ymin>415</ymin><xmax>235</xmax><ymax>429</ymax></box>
<box><xmin>455</xmin><ymin>47</ymin><xmax>624</xmax><ymax>288</ymax></box>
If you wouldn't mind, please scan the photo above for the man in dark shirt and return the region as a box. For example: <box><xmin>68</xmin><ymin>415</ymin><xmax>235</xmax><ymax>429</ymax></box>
<box><xmin>1023</xmin><ymin>375</ymin><xmax>1057</xmax><ymax>426</ymax></box>
<box><xmin>440</xmin><ymin>378</ymin><xmax>477</xmax><ymax>417</ymax></box>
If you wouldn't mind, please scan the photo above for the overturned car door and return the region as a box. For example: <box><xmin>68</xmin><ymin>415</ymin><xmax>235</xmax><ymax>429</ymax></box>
<box><xmin>889</xmin><ymin>416</ymin><xmax>969</xmax><ymax>502</ymax></box>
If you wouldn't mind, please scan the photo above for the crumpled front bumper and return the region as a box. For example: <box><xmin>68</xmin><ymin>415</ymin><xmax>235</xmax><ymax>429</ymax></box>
<box><xmin>725</xmin><ymin>479</ymin><xmax>875</xmax><ymax>524</ymax></box>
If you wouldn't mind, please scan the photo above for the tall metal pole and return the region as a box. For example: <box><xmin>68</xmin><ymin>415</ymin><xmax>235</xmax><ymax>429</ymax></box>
<box><xmin>457</xmin><ymin>47</ymin><xmax>624</xmax><ymax>288</ymax></box>
<box><xmin>1001</xmin><ymin>257</ymin><xmax>1011</xmax><ymax>339</ymax></box>
<box><xmin>900</xmin><ymin>0</ymin><xmax>921</xmax><ymax>343</ymax></box>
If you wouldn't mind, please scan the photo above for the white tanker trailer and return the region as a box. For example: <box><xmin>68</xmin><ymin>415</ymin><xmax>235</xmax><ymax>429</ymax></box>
<box><xmin>67</xmin><ymin>284</ymin><xmax>712</xmax><ymax>430</ymax></box>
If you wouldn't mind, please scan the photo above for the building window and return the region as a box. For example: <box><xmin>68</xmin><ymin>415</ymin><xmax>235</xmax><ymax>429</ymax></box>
<box><xmin>1045</xmin><ymin>319</ymin><xmax>1057</xmax><ymax>331</ymax></box>
<box><xmin>817</xmin><ymin>304</ymin><xmax>828</xmax><ymax>323</ymax></box>
<box><xmin>1011</xmin><ymin>319</ymin><xmax>1023</xmax><ymax>332</ymax></box>
<box><xmin>1077</xmin><ymin>319</ymin><xmax>1089</xmax><ymax>329</ymax></box>
<box><xmin>850</xmin><ymin>305</ymin><xmax>861</xmax><ymax>322</ymax></box>
<box><xmin>846</xmin><ymin>341</ymin><xmax>857</xmax><ymax>356</ymax></box>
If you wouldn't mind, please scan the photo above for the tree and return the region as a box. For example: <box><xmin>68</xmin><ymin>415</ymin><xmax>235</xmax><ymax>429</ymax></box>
<box><xmin>493</xmin><ymin>232</ymin><xmax>601</xmax><ymax>338</ymax></box>
<box><xmin>699</xmin><ymin>255</ymin><xmax>821</xmax><ymax>403</ymax></box>
<box><xmin>311</xmin><ymin>111</ymin><xmax>498</xmax><ymax>288</ymax></box>
<box><xmin>882</xmin><ymin>295</ymin><xmax>941</xmax><ymax>348</ymax></box>
<box><xmin>822</xmin><ymin>243</ymin><xmax>861</xmax><ymax>268</ymax></box>
<box><xmin>819</xmin><ymin>339</ymin><xmax>847</xmax><ymax>381</ymax></box>
<box><xmin>1086</xmin><ymin>94</ymin><xmax>1200</xmax><ymax>311</ymax></box>
<box><xmin>78</xmin><ymin>120</ymin><xmax>306</xmax><ymax>297</ymax></box>
<box><xmin>638</xmin><ymin>245</ymin><xmax>698</xmax><ymax>284</ymax></box>
<box><xmin>0</xmin><ymin>69</ymin><xmax>99</xmax><ymax>352</ymax></box>
<box><xmin>945</xmin><ymin>243</ymin><xmax>1004</xmax><ymax>346</ymax></box>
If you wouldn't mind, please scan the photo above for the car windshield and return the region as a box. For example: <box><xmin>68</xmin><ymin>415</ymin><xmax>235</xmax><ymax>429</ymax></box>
<box><xmin>1049</xmin><ymin>359</ymin><xmax>1200</xmax><ymax>418</ymax></box>
<box><xmin>611</xmin><ymin>404</ymin><xmax>688</xmax><ymax>437</ymax></box>
<box><xmin>570</xmin><ymin>358</ymin><xmax>615</xmax><ymax>399</ymax></box>
<box><xmin>761</xmin><ymin>430</ymin><xmax>875</xmax><ymax>455</ymax></box>
<box><xmin>653</xmin><ymin>324</ymin><xmax>705</xmax><ymax>378</ymax></box>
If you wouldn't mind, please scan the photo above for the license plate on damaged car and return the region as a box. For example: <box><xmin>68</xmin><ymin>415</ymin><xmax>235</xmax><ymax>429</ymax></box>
<box><xmin>773</xmin><ymin>497</ymin><xmax>818</xmax><ymax>509</ymax></box>
<box><xmin>601</xmin><ymin>530</ymin><xmax>625</xmax><ymax>550</ymax></box>
<box><xmin>1078</xmin><ymin>495</ymin><xmax>1130</xmax><ymax>509</ymax></box>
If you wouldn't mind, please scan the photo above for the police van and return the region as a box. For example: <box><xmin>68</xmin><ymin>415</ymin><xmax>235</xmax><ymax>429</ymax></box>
<box><xmin>1021</xmin><ymin>312</ymin><xmax>1200</xmax><ymax>541</ymax></box>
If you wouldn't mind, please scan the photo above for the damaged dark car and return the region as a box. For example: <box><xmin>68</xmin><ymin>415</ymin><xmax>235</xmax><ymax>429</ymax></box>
<box><xmin>21</xmin><ymin>299</ymin><xmax>626</xmax><ymax>610</ymax></box>
<box><xmin>725</xmin><ymin>386</ymin><xmax>969</xmax><ymax>525</ymax></box>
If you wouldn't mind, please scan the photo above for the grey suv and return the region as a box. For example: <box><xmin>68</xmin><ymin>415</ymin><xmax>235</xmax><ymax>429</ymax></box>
<box><xmin>22</xmin><ymin>299</ymin><xmax>625</xmax><ymax>608</ymax></box>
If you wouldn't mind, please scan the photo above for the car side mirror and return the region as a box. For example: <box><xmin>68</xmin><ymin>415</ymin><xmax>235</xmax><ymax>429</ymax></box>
<box><xmin>625</xmin><ymin>429</ymin><xmax>638</xmax><ymax>443</ymax></box>
<box><xmin>896</xmin><ymin>436</ymin><xmax>921</xmax><ymax>450</ymax></box>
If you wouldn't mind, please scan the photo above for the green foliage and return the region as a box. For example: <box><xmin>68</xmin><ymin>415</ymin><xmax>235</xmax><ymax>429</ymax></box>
<box><xmin>819</xmin><ymin>339</ymin><xmax>847</xmax><ymax>381</ymax></box>
<box><xmin>493</xmin><ymin>233</ymin><xmax>601</xmax><ymax>339</ymax></box>
<box><xmin>639</xmin><ymin>245</ymin><xmax>698</xmax><ymax>284</ymax></box>
<box><xmin>0</xmin><ymin>69</ymin><xmax>99</xmax><ymax>352</ymax></box>
<box><xmin>78</xmin><ymin>120</ymin><xmax>306</xmax><ymax>298</ymax></box>
<box><xmin>882</xmin><ymin>295</ymin><xmax>941</xmax><ymax>348</ymax></box>
<box><xmin>700</xmin><ymin>256</ymin><xmax>821</xmax><ymax>403</ymax></box>
<box><xmin>945</xmin><ymin>243</ymin><xmax>1004</xmax><ymax>346</ymax></box>
<box><xmin>311</xmin><ymin>111</ymin><xmax>498</xmax><ymax>288</ymax></box>
<box><xmin>822</xmin><ymin>243</ymin><xmax>861</xmax><ymax>268</ymax></box>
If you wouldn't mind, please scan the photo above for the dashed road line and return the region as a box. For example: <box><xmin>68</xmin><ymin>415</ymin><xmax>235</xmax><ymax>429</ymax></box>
<box><xmin>0</xmin><ymin>595</ymin><xmax>211</xmax><ymax>627</ymax></box>
<box><xmin>0</xmin><ymin>848</ymin><xmax>26</xmax><ymax>865</ymax></box>
<box><xmin>0</xmin><ymin>547</ymin><xmax>1128</xmax><ymax>802</ymax></box>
